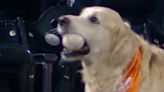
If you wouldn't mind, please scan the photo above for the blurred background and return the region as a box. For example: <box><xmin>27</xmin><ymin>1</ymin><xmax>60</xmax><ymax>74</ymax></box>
<box><xmin>0</xmin><ymin>0</ymin><xmax>163</xmax><ymax>92</ymax></box>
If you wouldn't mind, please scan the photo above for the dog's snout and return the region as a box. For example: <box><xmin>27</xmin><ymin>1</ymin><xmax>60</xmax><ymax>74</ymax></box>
<box><xmin>58</xmin><ymin>17</ymin><xmax>70</xmax><ymax>26</ymax></box>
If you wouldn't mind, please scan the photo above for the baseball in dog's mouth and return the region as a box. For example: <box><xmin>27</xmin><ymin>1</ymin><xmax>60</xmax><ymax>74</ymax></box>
<box><xmin>62</xmin><ymin>41</ymin><xmax>90</xmax><ymax>57</ymax></box>
<box><xmin>60</xmin><ymin>34</ymin><xmax>90</xmax><ymax>57</ymax></box>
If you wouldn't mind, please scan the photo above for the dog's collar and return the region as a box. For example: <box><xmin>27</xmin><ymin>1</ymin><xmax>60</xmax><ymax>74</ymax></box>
<box><xmin>116</xmin><ymin>47</ymin><xmax>142</xmax><ymax>92</ymax></box>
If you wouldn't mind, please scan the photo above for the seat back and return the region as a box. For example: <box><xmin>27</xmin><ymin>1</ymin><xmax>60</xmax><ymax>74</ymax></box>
<box><xmin>0</xmin><ymin>18</ymin><xmax>34</xmax><ymax>92</ymax></box>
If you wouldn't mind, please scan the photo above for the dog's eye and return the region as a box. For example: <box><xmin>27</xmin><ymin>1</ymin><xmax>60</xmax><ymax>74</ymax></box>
<box><xmin>89</xmin><ymin>16</ymin><xmax>99</xmax><ymax>24</ymax></box>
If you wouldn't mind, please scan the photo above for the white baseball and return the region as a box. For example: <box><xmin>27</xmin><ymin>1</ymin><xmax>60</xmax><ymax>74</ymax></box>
<box><xmin>62</xmin><ymin>34</ymin><xmax>85</xmax><ymax>50</ymax></box>
<box><xmin>45</xmin><ymin>34</ymin><xmax>60</xmax><ymax>46</ymax></box>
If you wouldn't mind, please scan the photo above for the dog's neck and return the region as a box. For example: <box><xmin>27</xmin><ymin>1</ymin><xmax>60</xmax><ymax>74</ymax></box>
<box><xmin>82</xmin><ymin>47</ymin><xmax>143</xmax><ymax>92</ymax></box>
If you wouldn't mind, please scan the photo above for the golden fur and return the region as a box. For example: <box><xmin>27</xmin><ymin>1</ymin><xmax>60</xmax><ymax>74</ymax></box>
<box><xmin>57</xmin><ymin>6</ymin><xmax>164</xmax><ymax>92</ymax></box>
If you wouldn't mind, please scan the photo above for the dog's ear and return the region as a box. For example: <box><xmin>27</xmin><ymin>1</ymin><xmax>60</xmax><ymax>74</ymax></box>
<box><xmin>110</xmin><ymin>27</ymin><xmax>140</xmax><ymax>68</ymax></box>
<box><xmin>123</xmin><ymin>21</ymin><xmax>131</xmax><ymax>29</ymax></box>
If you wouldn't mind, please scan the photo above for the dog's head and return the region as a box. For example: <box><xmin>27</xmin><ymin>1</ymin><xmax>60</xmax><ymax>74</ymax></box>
<box><xmin>57</xmin><ymin>6</ymin><xmax>139</xmax><ymax>63</ymax></box>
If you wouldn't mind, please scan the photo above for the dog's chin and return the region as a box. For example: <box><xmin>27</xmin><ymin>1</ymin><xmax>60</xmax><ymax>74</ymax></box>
<box><xmin>61</xmin><ymin>54</ymin><xmax>82</xmax><ymax>61</ymax></box>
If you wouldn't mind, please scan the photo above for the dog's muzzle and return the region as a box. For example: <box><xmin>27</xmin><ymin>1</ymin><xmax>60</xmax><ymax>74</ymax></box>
<box><xmin>57</xmin><ymin>16</ymin><xmax>90</xmax><ymax>57</ymax></box>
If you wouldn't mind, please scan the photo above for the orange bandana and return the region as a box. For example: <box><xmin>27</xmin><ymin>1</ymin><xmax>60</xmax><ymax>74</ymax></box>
<box><xmin>116</xmin><ymin>47</ymin><xmax>142</xmax><ymax>92</ymax></box>
<box><xmin>124</xmin><ymin>47</ymin><xmax>142</xmax><ymax>92</ymax></box>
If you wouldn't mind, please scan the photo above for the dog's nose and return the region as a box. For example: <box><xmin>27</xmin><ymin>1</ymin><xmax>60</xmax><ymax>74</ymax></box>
<box><xmin>58</xmin><ymin>17</ymin><xmax>70</xmax><ymax>26</ymax></box>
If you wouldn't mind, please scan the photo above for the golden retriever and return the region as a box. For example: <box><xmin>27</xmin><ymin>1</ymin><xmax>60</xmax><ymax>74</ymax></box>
<box><xmin>57</xmin><ymin>6</ymin><xmax>164</xmax><ymax>92</ymax></box>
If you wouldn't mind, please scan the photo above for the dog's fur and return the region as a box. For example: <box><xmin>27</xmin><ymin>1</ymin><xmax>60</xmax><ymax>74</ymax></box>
<box><xmin>57</xmin><ymin>6</ymin><xmax>164</xmax><ymax>92</ymax></box>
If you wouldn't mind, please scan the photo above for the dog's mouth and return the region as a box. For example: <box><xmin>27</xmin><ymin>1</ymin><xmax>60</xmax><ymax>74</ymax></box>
<box><xmin>62</xmin><ymin>41</ymin><xmax>90</xmax><ymax>57</ymax></box>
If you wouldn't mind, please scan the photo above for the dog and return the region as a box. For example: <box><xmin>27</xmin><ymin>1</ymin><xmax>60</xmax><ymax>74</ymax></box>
<box><xmin>57</xmin><ymin>6</ymin><xmax>164</xmax><ymax>92</ymax></box>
